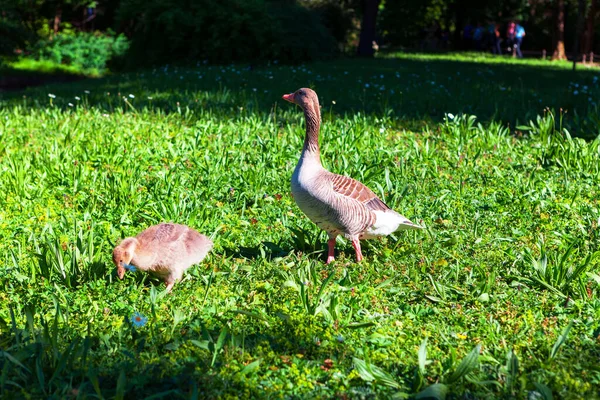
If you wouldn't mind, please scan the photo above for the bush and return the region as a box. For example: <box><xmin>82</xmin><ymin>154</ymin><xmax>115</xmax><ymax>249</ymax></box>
<box><xmin>116</xmin><ymin>0</ymin><xmax>338</xmax><ymax>66</ymax></box>
<box><xmin>33</xmin><ymin>31</ymin><xmax>129</xmax><ymax>72</ymax></box>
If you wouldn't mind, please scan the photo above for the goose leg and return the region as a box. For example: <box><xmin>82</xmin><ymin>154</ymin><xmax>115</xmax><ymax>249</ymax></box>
<box><xmin>165</xmin><ymin>281</ymin><xmax>174</xmax><ymax>293</ymax></box>
<box><xmin>351</xmin><ymin>239</ymin><xmax>363</xmax><ymax>262</ymax></box>
<box><xmin>326</xmin><ymin>237</ymin><xmax>336</xmax><ymax>264</ymax></box>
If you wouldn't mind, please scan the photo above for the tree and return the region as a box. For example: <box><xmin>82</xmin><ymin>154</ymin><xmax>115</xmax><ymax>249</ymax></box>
<box><xmin>552</xmin><ymin>0</ymin><xmax>567</xmax><ymax>60</ymax></box>
<box><xmin>572</xmin><ymin>0</ymin><xmax>587</xmax><ymax>69</ymax></box>
<box><xmin>581</xmin><ymin>0</ymin><xmax>596</xmax><ymax>55</ymax></box>
<box><xmin>357</xmin><ymin>0</ymin><xmax>380</xmax><ymax>57</ymax></box>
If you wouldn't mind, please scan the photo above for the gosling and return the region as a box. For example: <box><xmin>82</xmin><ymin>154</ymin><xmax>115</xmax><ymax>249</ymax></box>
<box><xmin>113</xmin><ymin>223</ymin><xmax>213</xmax><ymax>292</ymax></box>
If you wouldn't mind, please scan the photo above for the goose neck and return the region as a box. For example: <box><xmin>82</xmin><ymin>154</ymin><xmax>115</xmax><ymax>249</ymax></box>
<box><xmin>301</xmin><ymin>104</ymin><xmax>321</xmax><ymax>160</ymax></box>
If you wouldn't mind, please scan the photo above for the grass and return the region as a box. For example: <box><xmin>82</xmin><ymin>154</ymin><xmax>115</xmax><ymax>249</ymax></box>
<box><xmin>0</xmin><ymin>58</ymin><xmax>96</xmax><ymax>77</ymax></box>
<box><xmin>0</xmin><ymin>52</ymin><xmax>599</xmax><ymax>398</ymax></box>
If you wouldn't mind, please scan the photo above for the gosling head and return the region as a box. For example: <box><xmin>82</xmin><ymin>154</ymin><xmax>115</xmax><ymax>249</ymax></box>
<box><xmin>112</xmin><ymin>238</ymin><xmax>138</xmax><ymax>280</ymax></box>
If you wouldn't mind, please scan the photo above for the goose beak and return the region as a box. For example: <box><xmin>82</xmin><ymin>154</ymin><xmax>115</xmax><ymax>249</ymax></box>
<box><xmin>282</xmin><ymin>93</ymin><xmax>295</xmax><ymax>103</ymax></box>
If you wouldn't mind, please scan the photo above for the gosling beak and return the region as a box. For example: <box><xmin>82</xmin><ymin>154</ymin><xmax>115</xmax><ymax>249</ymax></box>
<box><xmin>117</xmin><ymin>262</ymin><xmax>125</xmax><ymax>280</ymax></box>
<box><xmin>282</xmin><ymin>93</ymin><xmax>295</xmax><ymax>103</ymax></box>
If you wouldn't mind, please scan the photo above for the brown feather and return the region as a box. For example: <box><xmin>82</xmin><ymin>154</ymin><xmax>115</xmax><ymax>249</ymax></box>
<box><xmin>330</xmin><ymin>173</ymin><xmax>391</xmax><ymax>211</ymax></box>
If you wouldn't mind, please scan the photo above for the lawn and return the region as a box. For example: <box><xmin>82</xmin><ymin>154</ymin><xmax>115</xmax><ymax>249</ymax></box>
<box><xmin>0</xmin><ymin>53</ymin><xmax>599</xmax><ymax>398</ymax></box>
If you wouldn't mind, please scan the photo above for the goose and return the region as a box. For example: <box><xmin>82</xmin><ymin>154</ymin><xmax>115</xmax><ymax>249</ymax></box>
<box><xmin>112</xmin><ymin>223</ymin><xmax>213</xmax><ymax>292</ymax></box>
<box><xmin>282</xmin><ymin>88</ymin><xmax>422</xmax><ymax>264</ymax></box>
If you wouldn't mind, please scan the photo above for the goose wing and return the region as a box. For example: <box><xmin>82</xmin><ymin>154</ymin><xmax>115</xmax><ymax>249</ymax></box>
<box><xmin>329</xmin><ymin>173</ymin><xmax>391</xmax><ymax>212</ymax></box>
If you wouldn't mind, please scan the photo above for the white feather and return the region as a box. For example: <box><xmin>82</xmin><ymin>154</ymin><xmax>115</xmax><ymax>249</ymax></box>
<box><xmin>365</xmin><ymin>210</ymin><xmax>422</xmax><ymax>237</ymax></box>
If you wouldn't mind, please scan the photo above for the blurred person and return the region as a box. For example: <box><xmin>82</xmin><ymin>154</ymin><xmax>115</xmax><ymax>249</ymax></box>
<box><xmin>463</xmin><ymin>21</ymin><xmax>474</xmax><ymax>50</ymax></box>
<box><xmin>506</xmin><ymin>21</ymin><xmax>516</xmax><ymax>51</ymax></box>
<box><xmin>492</xmin><ymin>22</ymin><xmax>502</xmax><ymax>55</ymax></box>
<box><xmin>514</xmin><ymin>22</ymin><xmax>525</xmax><ymax>58</ymax></box>
<box><xmin>473</xmin><ymin>22</ymin><xmax>484</xmax><ymax>50</ymax></box>
<box><xmin>485</xmin><ymin>21</ymin><xmax>495</xmax><ymax>51</ymax></box>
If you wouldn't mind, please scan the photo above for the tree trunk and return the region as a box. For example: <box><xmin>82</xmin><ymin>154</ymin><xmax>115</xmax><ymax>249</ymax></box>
<box><xmin>582</xmin><ymin>0</ymin><xmax>596</xmax><ymax>55</ymax></box>
<box><xmin>552</xmin><ymin>0</ymin><xmax>567</xmax><ymax>60</ymax></box>
<box><xmin>357</xmin><ymin>0</ymin><xmax>381</xmax><ymax>57</ymax></box>
<box><xmin>572</xmin><ymin>0</ymin><xmax>587</xmax><ymax>70</ymax></box>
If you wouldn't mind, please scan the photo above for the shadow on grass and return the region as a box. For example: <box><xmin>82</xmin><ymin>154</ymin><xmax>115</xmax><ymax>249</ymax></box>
<box><xmin>4</xmin><ymin>296</ymin><xmax>599</xmax><ymax>398</ymax></box>
<box><xmin>1</xmin><ymin>54</ymin><xmax>599</xmax><ymax>139</ymax></box>
<box><xmin>221</xmin><ymin>241</ymin><xmax>292</xmax><ymax>261</ymax></box>
<box><xmin>0</xmin><ymin>62</ymin><xmax>88</xmax><ymax>92</ymax></box>
<box><xmin>0</xmin><ymin>300</ymin><xmax>354</xmax><ymax>398</ymax></box>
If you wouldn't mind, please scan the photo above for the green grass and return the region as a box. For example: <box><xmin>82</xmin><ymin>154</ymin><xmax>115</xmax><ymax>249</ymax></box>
<box><xmin>0</xmin><ymin>57</ymin><xmax>98</xmax><ymax>79</ymax></box>
<box><xmin>1</xmin><ymin>52</ymin><xmax>599</xmax><ymax>398</ymax></box>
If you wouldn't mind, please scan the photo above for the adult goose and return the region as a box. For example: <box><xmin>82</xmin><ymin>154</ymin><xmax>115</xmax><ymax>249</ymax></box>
<box><xmin>112</xmin><ymin>223</ymin><xmax>213</xmax><ymax>292</ymax></box>
<box><xmin>282</xmin><ymin>88</ymin><xmax>422</xmax><ymax>264</ymax></box>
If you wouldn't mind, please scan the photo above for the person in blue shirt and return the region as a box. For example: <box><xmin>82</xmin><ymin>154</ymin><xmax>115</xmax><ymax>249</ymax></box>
<box><xmin>514</xmin><ymin>23</ymin><xmax>526</xmax><ymax>58</ymax></box>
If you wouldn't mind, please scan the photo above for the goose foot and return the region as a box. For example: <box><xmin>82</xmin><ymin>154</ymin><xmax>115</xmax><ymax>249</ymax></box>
<box><xmin>326</xmin><ymin>238</ymin><xmax>336</xmax><ymax>264</ymax></box>
<box><xmin>352</xmin><ymin>239</ymin><xmax>363</xmax><ymax>262</ymax></box>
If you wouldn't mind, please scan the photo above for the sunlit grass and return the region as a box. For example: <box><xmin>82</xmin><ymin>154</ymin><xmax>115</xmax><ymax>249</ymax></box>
<box><xmin>0</xmin><ymin>54</ymin><xmax>599</xmax><ymax>398</ymax></box>
<box><xmin>1</xmin><ymin>57</ymin><xmax>99</xmax><ymax>77</ymax></box>
<box><xmin>381</xmin><ymin>50</ymin><xmax>580</xmax><ymax>69</ymax></box>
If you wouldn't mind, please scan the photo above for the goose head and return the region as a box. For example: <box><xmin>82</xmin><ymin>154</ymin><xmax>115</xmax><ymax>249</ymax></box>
<box><xmin>282</xmin><ymin>88</ymin><xmax>319</xmax><ymax>110</ymax></box>
<box><xmin>112</xmin><ymin>238</ymin><xmax>138</xmax><ymax>279</ymax></box>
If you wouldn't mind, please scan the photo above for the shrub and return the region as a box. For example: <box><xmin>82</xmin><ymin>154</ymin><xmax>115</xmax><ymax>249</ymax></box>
<box><xmin>116</xmin><ymin>0</ymin><xmax>338</xmax><ymax>66</ymax></box>
<box><xmin>33</xmin><ymin>31</ymin><xmax>129</xmax><ymax>72</ymax></box>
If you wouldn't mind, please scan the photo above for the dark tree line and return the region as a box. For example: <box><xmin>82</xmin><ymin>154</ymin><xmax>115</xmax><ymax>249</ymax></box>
<box><xmin>1</xmin><ymin>0</ymin><xmax>599</xmax><ymax>66</ymax></box>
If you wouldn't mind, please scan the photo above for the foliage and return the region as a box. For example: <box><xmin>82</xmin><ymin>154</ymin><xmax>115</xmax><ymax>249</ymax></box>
<box><xmin>116</xmin><ymin>0</ymin><xmax>337</xmax><ymax>66</ymax></box>
<box><xmin>0</xmin><ymin>0</ymin><xmax>38</xmax><ymax>55</ymax></box>
<box><xmin>0</xmin><ymin>53</ymin><xmax>599</xmax><ymax>398</ymax></box>
<box><xmin>299</xmin><ymin>0</ymin><xmax>360</xmax><ymax>52</ymax></box>
<box><xmin>32</xmin><ymin>30</ymin><xmax>129</xmax><ymax>73</ymax></box>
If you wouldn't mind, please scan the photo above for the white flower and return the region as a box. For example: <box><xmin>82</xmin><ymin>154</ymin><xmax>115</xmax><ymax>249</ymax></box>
<box><xmin>68</xmin><ymin>103</ymin><xmax>74</xmax><ymax>107</ymax></box>
<box><xmin>379</xmin><ymin>127</ymin><xmax>385</xmax><ymax>134</ymax></box>
<box><xmin>74</xmin><ymin>96</ymin><xmax>81</xmax><ymax>101</ymax></box>
<box><xmin>48</xmin><ymin>94</ymin><xmax>56</xmax><ymax>99</ymax></box>
<box><xmin>147</xmin><ymin>96</ymin><xmax>153</xmax><ymax>100</ymax></box>
<box><xmin>84</xmin><ymin>90</ymin><xmax>90</xmax><ymax>94</ymax></box>
<box><xmin>447</xmin><ymin>113</ymin><xmax>455</xmax><ymax>120</ymax></box>
<box><xmin>252</xmin><ymin>88</ymin><xmax>257</xmax><ymax>92</ymax></box>
<box><xmin>332</xmin><ymin>100</ymin><xmax>336</xmax><ymax>105</ymax></box>
<box><xmin>129</xmin><ymin>94</ymin><xmax>135</xmax><ymax>98</ymax></box>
